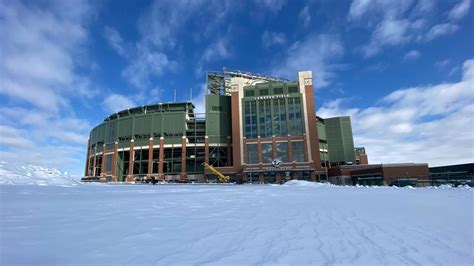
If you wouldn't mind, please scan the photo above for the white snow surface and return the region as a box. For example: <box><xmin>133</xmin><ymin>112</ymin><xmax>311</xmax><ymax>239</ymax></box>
<box><xmin>1</xmin><ymin>182</ymin><xmax>473</xmax><ymax>265</ymax></box>
<box><xmin>0</xmin><ymin>161</ymin><xmax>79</xmax><ymax>186</ymax></box>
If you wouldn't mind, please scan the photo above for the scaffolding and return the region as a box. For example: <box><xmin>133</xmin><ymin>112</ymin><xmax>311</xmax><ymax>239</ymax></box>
<box><xmin>206</xmin><ymin>67</ymin><xmax>289</xmax><ymax>95</ymax></box>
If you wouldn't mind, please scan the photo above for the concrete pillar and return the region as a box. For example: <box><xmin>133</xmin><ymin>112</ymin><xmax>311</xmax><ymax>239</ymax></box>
<box><xmin>147</xmin><ymin>137</ymin><xmax>154</xmax><ymax>179</ymax></box>
<box><xmin>158</xmin><ymin>137</ymin><xmax>164</xmax><ymax>180</ymax></box>
<box><xmin>92</xmin><ymin>146</ymin><xmax>97</xmax><ymax>176</ymax></box>
<box><xmin>126</xmin><ymin>140</ymin><xmax>134</xmax><ymax>182</ymax></box>
<box><xmin>111</xmin><ymin>142</ymin><xmax>118</xmax><ymax>182</ymax></box>
<box><xmin>180</xmin><ymin>136</ymin><xmax>187</xmax><ymax>181</ymax></box>
<box><xmin>84</xmin><ymin>138</ymin><xmax>90</xmax><ymax>176</ymax></box>
<box><xmin>100</xmin><ymin>144</ymin><xmax>106</xmax><ymax>183</ymax></box>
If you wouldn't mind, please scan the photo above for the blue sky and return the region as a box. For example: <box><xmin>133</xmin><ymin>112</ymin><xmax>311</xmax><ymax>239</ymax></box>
<box><xmin>1</xmin><ymin>0</ymin><xmax>473</xmax><ymax>175</ymax></box>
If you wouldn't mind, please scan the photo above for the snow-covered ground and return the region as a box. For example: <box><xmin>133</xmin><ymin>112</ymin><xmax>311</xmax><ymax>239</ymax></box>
<box><xmin>1</xmin><ymin>180</ymin><xmax>473</xmax><ymax>265</ymax></box>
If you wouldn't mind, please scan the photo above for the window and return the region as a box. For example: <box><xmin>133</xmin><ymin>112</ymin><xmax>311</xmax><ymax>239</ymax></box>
<box><xmin>273</xmin><ymin>87</ymin><xmax>283</xmax><ymax>94</ymax></box>
<box><xmin>292</xmin><ymin>141</ymin><xmax>305</xmax><ymax>162</ymax></box>
<box><xmin>105</xmin><ymin>154</ymin><xmax>113</xmax><ymax>172</ymax></box>
<box><xmin>258</xmin><ymin>99</ymin><xmax>272</xmax><ymax>138</ymax></box>
<box><xmin>261</xmin><ymin>143</ymin><xmax>272</xmax><ymax>163</ymax></box>
<box><xmin>244</xmin><ymin>101</ymin><xmax>257</xmax><ymax>138</ymax></box>
<box><xmin>288</xmin><ymin>86</ymin><xmax>298</xmax><ymax>93</ymax></box>
<box><xmin>247</xmin><ymin>144</ymin><xmax>258</xmax><ymax>164</ymax></box>
<box><xmin>276</xmin><ymin>142</ymin><xmax>288</xmax><ymax>162</ymax></box>
<box><xmin>244</xmin><ymin>90</ymin><xmax>255</xmax><ymax>97</ymax></box>
<box><xmin>288</xmin><ymin>97</ymin><xmax>303</xmax><ymax>135</ymax></box>
<box><xmin>259</xmin><ymin>89</ymin><xmax>269</xmax><ymax>96</ymax></box>
<box><xmin>272</xmin><ymin>98</ymin><xmax>287</xmax><ymax>137</ymax></box>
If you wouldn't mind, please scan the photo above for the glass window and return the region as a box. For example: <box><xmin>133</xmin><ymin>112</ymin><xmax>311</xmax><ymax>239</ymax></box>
<box><xmin>288</xmin><ymin>97</ymin><xmax>303</xmax><ymax>135</ymax></box>
<box><xmin>272</xmin><ymin>98</ymin><xmax>287</xmax><ymax>137</ymax></box>
<box><xmin>273</xmin><ymin>87</ymin><xmax>283</xmax><ymax>94</ymax></box>
<box><xmin>276</xmin><ymin>142</ymin><xmax>288</xmax><ymax>162</ymax></box>
<box><xmin>105</xmin><ymin>154</ymin><xmax>113</xmax><ymax>172</ymax></box>
<box><xmin>244</xmin><ymin>101</ymin><xmax>257</xmax><ymax>138</ymax></box>
<box><xmin>261</xmin><ymin>143</ymin><xmax>272</xmax><ymax>163</ymax></box>
<box><xmin>258</xmin><ymin>99</ymin><xmax>272</xmax><ymax>138</ymax></box>
<box><xmin>247</xmin><ymin>144</ymin><xmax>258</xmax><ymax>164</ymax></box>
<box><xmin>292</xmin><ymin>141</ymin><xmax>305</xmax><ymax>162</ymax></box>
<box><xmin>259</xmin><ymin>89</ymin><xmax>269</xmax><ymax>96</ymax></box>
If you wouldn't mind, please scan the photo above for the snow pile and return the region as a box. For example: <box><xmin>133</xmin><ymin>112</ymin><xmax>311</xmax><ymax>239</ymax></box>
<box><xmin>282</xmin><ymin>179</ymin><xmax>330</xmax><ymax>188</ymax></box>
<box><xmin>0</xmin><ymin>161</ymin><xmax>79</xmax><ymax>186</ymax></box>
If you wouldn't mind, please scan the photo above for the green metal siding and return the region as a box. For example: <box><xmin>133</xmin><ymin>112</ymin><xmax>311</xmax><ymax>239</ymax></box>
<box><xmin>89</xmin><ymin>103</ymin><xmax>191</xmax><ymax>149</ymax></box>
<box><xmin>325</xmin><ymin>116</ymin><xmax>356</xmax><ymax>164</ymax></box>
<box><xmin>205</xmin><ymin>94</ymin><xmax>231</xmax><ymax>143</ymax></box>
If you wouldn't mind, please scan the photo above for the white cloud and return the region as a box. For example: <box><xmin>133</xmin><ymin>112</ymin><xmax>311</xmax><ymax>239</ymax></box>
<box><xmin>103</xmin><ymin>94</ymin><xmax>137</xmax><ymax>114</ymax></box>
<box><xmin>448</xmin><ymin>0</ymin><xmax>471</xmax><ymax>21</ymax></box>
<box><xmin>348</xmin><ymin>0</ymin><xmax>413</xmax><ymax>21</ymax></box>
<box><xmin>261</xmin><ymin>31</ymin><xmax>287</xmax><ymax>48</ymax></box>
<box><xmin>0</xmin><ymin>0</ymin><xmax>98</xmax><ymax>175</ymax></box>
<box><xmin>362</xmin><ymin>18</ymin><xmax>412</xmax><ymax>57</ymax></box>
<box><xmin>402</xmin><ymin>50</ymin><xmax>421</xmax><ymax>61</ymax></box>
<box><xmin>103</xmin><ymin>26</ymin><xmax>128</xmax><ymax>58</ymax></box>
<box><xmin>424</xmin><ymin>23</ymin><xmax>460</xmax><ymax>41</ymax></box>
<box><xmin>0</xmin><ymin>0</ymin><xmax>96</xmax><ymax>112</ymax></box>
<box><xmin>348</xmin><ymin>0</ymin><xmax>468</xmax><ymax>56</ymax></box>
<box><xmin>298</xmin><ymin>6</ymin><xmax>311</xmax><ymax>27</ymax></box>
<box><xmin>317</xmin><ymin>59</ymin><xmax>474</xmax><ymax>166</ymax></box>
<box><xmin>271</xmin><ymin>34</ymin><xmax>344</xmax><ymax>88</ymax></box>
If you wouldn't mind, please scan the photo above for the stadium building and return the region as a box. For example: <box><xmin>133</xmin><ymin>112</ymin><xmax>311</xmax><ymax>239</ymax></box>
<box><xmin>84</xmin><ymin>69</ymin><xmax>367</xmax><ymax>183</ymax></box>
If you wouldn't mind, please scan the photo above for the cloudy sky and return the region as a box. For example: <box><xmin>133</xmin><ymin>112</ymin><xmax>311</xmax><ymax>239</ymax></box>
<box><xmin>1</xmin><ymin>0</ymin><xmax>473</xmax><ymax>175</ymax></box>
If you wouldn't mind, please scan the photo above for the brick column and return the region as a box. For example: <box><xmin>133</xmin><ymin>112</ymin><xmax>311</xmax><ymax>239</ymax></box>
<box><xmin>100</xmin><ymin>144</ymin><xmax>106</xmax><ymax>183</ymax></box>
<box><xmin>111</xmin><ymin>142</ymin><xmax>118</xmax><ymax>182</ymax></box>
<box><xmin>303</xmin><ymin>76</ymin><xmax>323</xmax><ymax>170</ymax></box>
<box><xmin>226</xmin><ymin>136</ymin><xmax>232</xmax><ymax>166</ymax></box>
<box><xmin>272</xmin><ymin>136</ymin><xmax>276</xmax><ymax>160</ymax></box>
<box><xmin>126</xmin><ymin>140</ymin><xmax>134</xmax><ymax>182</ymax></box>
<box><xmin>310</xmin><ymin>171</ymin><xmax>316</xmax><ymax>182</ymax></box>
<box><xmin>147</xmin><ymin>137</ymin><xmax>154</xmax><ymax>179</ymax></box>
<box><xmin>257</xmin><ymin>137</ymin><xmax>262</xmax><ymax>163</ymax></box>
<box><xmin>84</xmin><ymin>138</ymin><xmax>91</xmax><ymax>176</ymax></box>
<box><xmin>158</xmin><ymin>137</ymin><xmax>164</xmax><ymax>180</ymax></box>
<box><xmin>276</xmin><ymin>172</ymin><xmax>281</xmax><ymax>184</ymax></box>
<box><xmin>230</xmin><ymin>89</ymin><xmax>242</xmax><ymax>174</ymax></box>
<box><xmin>292</xmin><ymin>171</ymin><xmax>299</xmax><ymax>180</ymax></box>
<box><xmin>303</xmin><ymin>134</ymin><xmax>309</xmax><ymax>162</ymax></box>
<box><xmin>180</xmin><ymin>136</ymin><xmax>187</xmax><ymax>181</ymax></box>
<box><xmin>259</xmin><ymin>172</ymin><xmax>264</xmax><ymax>184</ymax></box>
<box><xmin>287</xmin><ymin>135</ymin><xmax>293</xmax><ymax>163</ymax></box>
<box><xmin>92</xmin><ymin>146</ymin><xmax>97</xmax><ymax>176</ymax></box>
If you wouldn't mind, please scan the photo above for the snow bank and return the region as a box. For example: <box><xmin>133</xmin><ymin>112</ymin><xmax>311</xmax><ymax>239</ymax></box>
<box><xmin>282</xmin><ymin>179</ymin><xmax>331</xmax><ymax>188</ymax></box>
<box><xmin>0</xmin><ymin>161</ymin><xmax>79</xmax><ymax>186</ymax></box>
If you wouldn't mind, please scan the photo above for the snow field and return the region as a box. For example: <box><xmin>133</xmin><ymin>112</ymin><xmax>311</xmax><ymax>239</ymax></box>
<box><xmin>1</xmin><ymin>183</ymin><xmax>473</xmax><ymax>265</ymax></box>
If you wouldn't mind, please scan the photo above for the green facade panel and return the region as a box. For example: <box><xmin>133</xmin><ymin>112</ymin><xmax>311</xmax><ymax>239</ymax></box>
<box><xmin>324</xmin><ymin>116</ymin><xmax>356</xmax><ymax>165</ymax></box>
<box><xmin>205</xmin><ymin>94</ymin><xmax>231</xmax><ymax>143</ymax></box>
